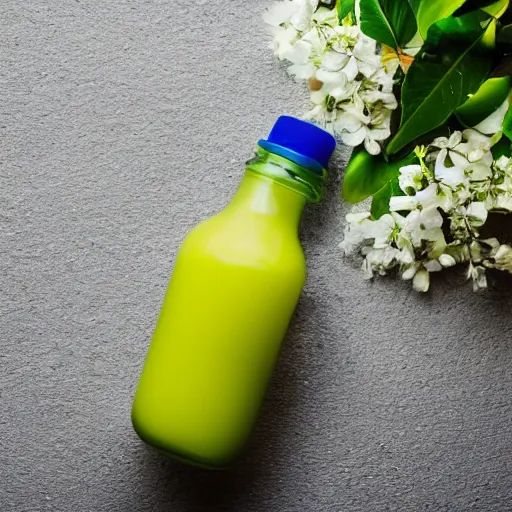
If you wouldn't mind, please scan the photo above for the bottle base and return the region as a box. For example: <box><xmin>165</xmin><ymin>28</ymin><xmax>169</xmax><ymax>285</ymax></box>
<box><xmin>131</xmin><ymin>413</ymin><xmax>237</xmax><ymax>470</ymax></box>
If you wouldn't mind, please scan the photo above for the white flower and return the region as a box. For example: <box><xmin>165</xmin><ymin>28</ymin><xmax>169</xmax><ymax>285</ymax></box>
<box><xmin>305</xmin><ymin>72</ymin><xmax>358</xmax><ymax>128</ymax></box>
<box><xmin>398</xmin><ymin>164</ymin><xmax>423</xmax><ymax>193</ymax></box>
<box><xmin>321</xmin><ymin>51</ymin><xmax>357</xmax><ymax>76</ymax></box>
<box><xmin>352</xmin><ymin>34</ymin><xmax>382</xmax><ymax>78</ymax></box>
<box><xmin>264</xmin><ymin>0</ymin><xmax>318</xmax><ymax>31</ymax></box>
<box><xmin>494</xmin><ymin>244</ymin><xmax>512</xmax><ymax>272</ymax></box>
<box><xmin>402</xmin><ymin>264</ymin><xmax>419</xmax><ymax>280</ymax></box>
<box><xmin>339</xmin><ymin>212</ymin><xmax>371</xmax><ymax>254</ymax></box>
<box><xmin>268</xmin><ymin>6</ymin><xmax>397</xmax><ymax>156</ymax></box>
<box><xmin>263</xmin><ymin>1</ymin><xmax>302</xmax><ymax>27</ymax></box>
<box><xmin>364</xmin><ymin>246</ymin><xmax>402</xmax><ymax>276</ymax></box>
<box><xmin>271</xmin><ymin>26</ymin><xmax>300</xmax><ymax>60</ymax></box>
<box><xmin>338</xmin><ymin>97</ymin><xmax>391</xmax><ymax>155</ymax></box>
<box><xmin>283</xmin><ymin>40</ymin><xmax>318</xmax><ymax>79</ymax></box>
<box><xmin>402</xmin><ymin>207</ymin><xmax>444</xmax><ymax>247</ymax></box>
<box><xmin>311</xmin><ymin>5</ymin><xmax>338</xmax><ymax>26</ymax></box>
<box><xmin>390</xmin><ymin>183</ymin><xmax>452</xmax><ymax>213</ymax></box>
<box><xmin>439</xmin><ymin>254</ymin><xmax>456</xmax><ymax>268</ymax></box>
<box><xmin>495</xmin><ymin>155</ymin><xmax>511</xmax><ymax>171</ymax></box>
<box><xmin>465</xmin><ymin>201</ymin><xmax>488</xmax><ymax>227</ymax></box>
<box><xmin>413</xmin><ymin>269</ymin><xmax>430</xmax><ymax>292</ymax></box>
<box><xmin>434</xmin><ymin>149</ymin><xmax>467</xmax><ymax>188</ymax></box>
<box><xmin>424</xmin><ymin>259</ymin><xmax>443</xmax><ymax>272</ymax></box>
<box><xmin>265</xmin><ymin>0</ymin><xmax>512</xmax><ymax>293</ymax></box>
<box><xmin>431</xmin><ymin>130</ymin><xmax>493</xmax><ymax>182</ymax></box>
<box><xmin>265</xmin><ymin>0</ymin><xmax>320</xmax><ymax>67</ymax></box>
<box><xmin>467</xmin><ymin>264</ymin><xmax>487</xmax><ymax>291</ymax></box>
<box><xmin>389</xmin><ymin>195</ymin><xmax>418</xmax><ymax>211</ymax></box>
<box><xmin>431</xmin><ymin>131</ymin><xmax>463</xmax><ymax>151</ymax></box>
<box><xmin>494</xmin><ymin>194</ymin><xmax>512</xmax><ymax>211</ymax></box>
<box><xmin>365</xmin><ymin>214</ymin><xmax>396</xmax><ymax>248</ymax></box>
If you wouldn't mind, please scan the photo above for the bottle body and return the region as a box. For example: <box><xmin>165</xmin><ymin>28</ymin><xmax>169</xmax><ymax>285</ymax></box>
<box><xmin>132</xmin><ymin>172</ymin><xmax>307</xmax><ymax>468</ymax></box>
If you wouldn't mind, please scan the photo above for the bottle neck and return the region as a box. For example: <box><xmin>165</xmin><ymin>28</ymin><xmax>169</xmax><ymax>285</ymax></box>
<box><xmin>225</xmin><ymin>148</ymin><xmax>327</xmax><ymax>230</ymax></box>
<box><xmin>246</xmin><ymin>147</ymin><xmax>327</xmax><ymax>203</ymax></box>
<box><xmin>228</xmin><ymin>172</ymin><xmax>307</xmax><ymax>228</ymax></box>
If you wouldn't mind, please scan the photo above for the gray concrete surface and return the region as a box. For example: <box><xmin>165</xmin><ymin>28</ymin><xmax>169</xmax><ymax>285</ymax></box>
<box><xmin>2</xmin><ymin>1</ymin><xmax>512</xmax><ymax>511</ymax></box>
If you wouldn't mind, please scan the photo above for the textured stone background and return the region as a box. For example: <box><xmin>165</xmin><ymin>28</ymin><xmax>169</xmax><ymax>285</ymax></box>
<box><xmin>2</xmin><ymin>1</ymin><xmax>512</xmax><ymax>511</ymax></box>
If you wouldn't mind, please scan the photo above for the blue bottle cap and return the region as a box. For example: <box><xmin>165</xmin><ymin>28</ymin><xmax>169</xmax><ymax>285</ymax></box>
<box><xmin>258</xmin><ymin>116</ymin><xmax>336</xmax><ymax>174</ymax></box>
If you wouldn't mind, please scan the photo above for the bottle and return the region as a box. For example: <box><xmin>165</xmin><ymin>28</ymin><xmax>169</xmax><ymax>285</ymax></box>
<box><xmin>131</xmin><ymin>116</ymin><xmax>336</xmax><ymax>469</ymax></box>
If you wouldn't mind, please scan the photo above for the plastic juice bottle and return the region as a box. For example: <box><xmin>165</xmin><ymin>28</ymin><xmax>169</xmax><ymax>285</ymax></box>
<box><xmin>132</xmin><ymin>116</ymin><xmax>336</xmax><ymax>469</ymax></box>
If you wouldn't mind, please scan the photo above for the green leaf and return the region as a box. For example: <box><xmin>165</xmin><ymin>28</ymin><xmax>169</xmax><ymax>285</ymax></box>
<box><xmin>417</xmin><ymin>0</ymin><xmax>467</xmax><ymax>39</ymax></box>
<box><xmin>386</xmin><ymin>33</ymin><xmax>492</xmax><ymax>155</ymax></box>
<box><xmin>482</xmin><ymin>0</ymin><xmax>509</xmax><ymax>17</ymax></box>
<box><xmin>481</xmin><ymin>17</ymin><xmax>497</xmax><ymax>49</ymax></box>
<box><xmin>503</xmin><ymin>103</ymin><xmax>512</xmax><ymax>139</ymax></box>
<box><xmin>337</xmin><ymin>0</ymin><xmax>355</xmax><ymax>21</ymax></box>
<box><xmin>491</xmin><ymin>135</ymin><xmax>511</xmax><ymax>158</ymax></box>
<box><xmin>342</xmin><ymin>147</ymin><xmax>417</xmax><ymax>203</ymax></box>
<box><xmin>456</xmin><ymin>77</ymin><xmax>511</xmax><ymax>126</ymax></box>
<box><xmin>371</xmin><ymin>178</ymin><xmax>404</xmax><ymax>219</ymax></box>
<box><xmin>407</xmin><ymin>0</ymin><xmax>421</xmax><ymax>15</ymax></box>
<box><xmin>359</xmin><ymin>0</ymin><xmax>417</xmax><ymax>49</ymax></box>
<box><xmin>454</xmin><ymin>0</ymin><xmax>499</xmax><ymax>17</ymax></box>
<box><xmin>428</xmin><ymin>9</ymin><xmax>491</xmax><ymax>45</ymax></box>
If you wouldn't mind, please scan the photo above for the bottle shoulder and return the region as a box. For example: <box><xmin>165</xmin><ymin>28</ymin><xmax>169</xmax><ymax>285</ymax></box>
<box><xmin>180</xmin><ymin>210</ymin><xmax>306</xmax><ymax>272</ymax></box>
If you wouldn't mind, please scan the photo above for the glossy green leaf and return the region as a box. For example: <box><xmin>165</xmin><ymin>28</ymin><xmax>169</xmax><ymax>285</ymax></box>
<box><xmin>407</xmin><ymin>0</ymin><xmax>421</xmax><ymax>15</ymax></box>
<box><xmin>386</xmin><ymin>33</ymin><xmax>492</xmax><ymax>155</ymax></box>
<box><xmin>359</xmin><ymin>0</ymin><xmax>417</xmax><ymax>49</ymax></box>
<box><xmin>454</xmin><ymin>0</ymin><xmax>498</xmax><ymax>16</ymax></box>
<box><xmin>371</xmin><ymin>178</ymin><xmax>404</xmax><ymax>219</ymax></box>
<box><xmin>428</xmin><ymin>9</ymin><xmax>491</xmax><ymax>46</ymax></box>
<box><xmin>491</xmin><ymin>135</ymin><xmax>511</xmax><ymax>158</ymax></box>
<box><xmin>481</xmin><ymin>17</ymin><xmax>497</xmax><ymax>49</ymax></box>
<box><xmin>482</xmin><ymin>0</ymin><xmax>509</xmax><ymax>17</ymax></box>
<box><xmin>456</xmin><ymin>77</ymin><xmax>511</xmax><ymax>126</ymax></box>
<box><xmin>337</xmin><ymin>0</ymin><xmax>355</xmax><ymax>21</ymax></box>
<box><xmin>503</xmin><ymin>104</ymin><xmax>512</xmax><ymax>139</ymax></box>
<box><xmin>342</xmin><ymin>148</ymin><xmax>417</xmax><ymax>203</ymax></box>
<box><xmin>417</xmin><ymin>0</ymin><xmax>467</xmax><ymax>39</ymax></box>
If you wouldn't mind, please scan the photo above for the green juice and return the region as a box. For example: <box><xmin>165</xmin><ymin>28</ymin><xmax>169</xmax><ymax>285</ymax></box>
<box><xmin>132</xmin><ymin>117</ymin><xmax>335</xmax><ymax>468</ymax></box>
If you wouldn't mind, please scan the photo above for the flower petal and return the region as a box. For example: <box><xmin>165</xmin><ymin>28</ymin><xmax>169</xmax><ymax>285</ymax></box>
<box><xmin>398</xmin><ymin>164</ymin><xmax>423</xmax><ymax>193</ymax></box>
<box><xmin>439</xmin><ymin>254</ymin><xmax>456</xmax><ymax>267</ymax></box>
<box><xmin>402</xmin><ymin>265</ymin><xmax>418</xmax><ymax>280</ymax></box>
<box><xmin>341</xmin><ymin>126</ymin><xmax>367</xmax><ymax>146</ymax></box>
<box><xmin>316</xmin><ymin>68</ymin><xmax>347</xmax><ymax>86</ymax></box>
<box><xmin>434</xmin><ymin>149</ymin><xmax>466</xmax><ymax>188</ymax></box>
<box><xmin>282</xmin><ymin>40</ymin><xmax>312</xmax><ymax>64</ymax></box>
<box><xmin>368</xmin><ymin>127</ymin><xmax>391</xmax><ymax>141</ymax></box>
<box><xmin>263</xmin><ymin>2</ymin><xmax>298</xmax><ymax>26</ymax></box>
<box><xmin>290</xmin><ymin>0</ymin><xmax>318</xmax><ymax>31</ymax></box>
<box><xmin>390</xmin><ymin>195</ymin><xmax>418</xmax><ymax>211</ymax></box>
<box><xmin>288</xmin><ymin>62</ymin><xmax>316</xmax><ymax>79</ymax></box>
<box><xmin>321</xmin><ymin>51</ymin><xmax>349</xmax><ymax>72</ymax></box>
<box><xmin>364</xmin><ymin>136</ymin><xmax>381</xmax><ymax>155</ymax></box>
<box><xmin>420</xmin><ymin>206</ymin><xmax>443</xmax><ymax>229</ymax></box>
<box><xmin>424</xmin><ymin>259</ymin><xmax>443</xmax><ymax>272</ymax></box>
<box><xmin>342</xmin><ymin>56</ymin><xmax>359</xmax><ymax>82</ymax></box>
<box><xmin>412</xmin><ymin>269</ymin><xmax>430</xmax><ymax>292</ymax></box>
<box><xmin>334</xmin><ymin>113</ymin><xmax>363</xmax><ymax>133</ymax></box>
<box><xmin>465</xmin><ymin>201</ymin><xmax>488</xmax><ymax>226</ymax></box>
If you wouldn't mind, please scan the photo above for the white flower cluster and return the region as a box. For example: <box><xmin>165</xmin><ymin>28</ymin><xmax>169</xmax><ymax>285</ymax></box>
<box><xmin>264</xmin><ymin>0</ymin><xmax>397</xmax><ymax>155</ymax></box>
<box><xmin>340</xmin><ymin>129</ymin><xmax>512</xmax><ymax>292</ymax></box>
